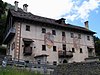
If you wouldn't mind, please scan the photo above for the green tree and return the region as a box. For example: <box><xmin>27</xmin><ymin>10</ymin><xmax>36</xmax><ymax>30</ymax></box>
<box><xmin>94</xmin><ymin>36</ymin><xmax>100</xmax><ymax>56</ymax></box>
<box><xmin>0</xmin><ymin>0</ymin><xmax>7</xmax><ymax>44</ymax></box>
<box><xmin>0</xmin><ymin>0</ymin><xmax>7</xmax><ymax>18</ymax></box>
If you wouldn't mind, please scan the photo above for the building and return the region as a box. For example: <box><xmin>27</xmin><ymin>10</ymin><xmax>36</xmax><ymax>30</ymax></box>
<box><xmin>3</xmin><ymin>1</ymin><xmax>96</xmax><ymax>65</ymax></box>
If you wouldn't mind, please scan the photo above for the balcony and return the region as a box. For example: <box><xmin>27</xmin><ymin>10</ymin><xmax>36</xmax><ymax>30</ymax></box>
<box><xmin>58</xmin><ymin>51</ymin><xmax>73</xmax><ymax>58</ymax></box>
<box><xmin>23</xmin><ymin>47</ymin><xmax>32</xmax><ymax>56</ymax></box>
<box><xmin>87</xmin><ymin>46</ymin><xmax>95</xmax><ymax>57</ymax></box>
<box><xmin>88</xmin><ymin>53</ymin><xmax>95</xmax><ymax>57</ymax></box>
<box><xmin>3</xmin><ymin>28</ymin><xmax>15</xmax><ymax>44</ymax></box>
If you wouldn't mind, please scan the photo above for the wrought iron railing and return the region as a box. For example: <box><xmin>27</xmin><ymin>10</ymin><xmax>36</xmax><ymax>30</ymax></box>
<box><xmin>58</xmin><ymin>50</ymin><xmax>73</xmax><ymax>58</ymax></box>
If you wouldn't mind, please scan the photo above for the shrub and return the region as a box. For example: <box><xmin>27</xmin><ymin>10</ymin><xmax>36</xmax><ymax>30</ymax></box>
<box><xmin>0</xmin><ymin>66</ymin><xmax>43</xmax><ymax>75</ymax></box>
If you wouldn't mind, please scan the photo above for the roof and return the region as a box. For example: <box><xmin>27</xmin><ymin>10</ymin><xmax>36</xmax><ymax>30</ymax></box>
<box><xmin>8</xmin><ymin>8</ymin><xmax>95</xmax><ymax>34</ymax></box>
<box><xmin>23</xmin><ymin>38</ymin><xmax>34</xmax><ymax>42</ymax></box>
<box><xmin>34</xmin><ymin>54</ymin><xmax>49</xmax><ymax>58</ymax></box>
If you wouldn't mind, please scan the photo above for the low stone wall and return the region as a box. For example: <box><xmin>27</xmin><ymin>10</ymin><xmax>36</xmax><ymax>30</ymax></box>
<box><xmin>0</xmin><ymin>55</ymin><xmax>12</xmax><ymax>65</ymax></box>
<box><xmin>53</xmin><ymin>62</ymin><xmax>100</xmax><ymax>75</ymax></box>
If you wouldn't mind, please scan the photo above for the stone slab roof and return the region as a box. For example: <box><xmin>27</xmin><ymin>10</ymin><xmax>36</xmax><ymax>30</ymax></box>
<box><xmin>9</xmin><ymin>8</ymin><xmax>95</xmax><ymax>34</ymax></box>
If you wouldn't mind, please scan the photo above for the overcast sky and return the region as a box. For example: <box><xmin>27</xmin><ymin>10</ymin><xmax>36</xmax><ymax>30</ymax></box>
<box><xmin>3</xmin><ymin>0</ymin><xmax>100</xmax><ymax>37</ymax></box>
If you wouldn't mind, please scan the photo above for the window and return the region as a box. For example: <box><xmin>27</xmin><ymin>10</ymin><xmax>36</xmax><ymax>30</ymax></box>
<box><xmin>52</xmin><ymin>30</ymin><xmax>56</xmax><ymax>35</ymax></box>
<box><xmin>80</xmin><ymin>48</ymin><xmax>83</xmax><ymax>53</ymax></box>
<box><xmin>42</xmin><ymin>28</ymin><xmax>46</xmax><ymax>33</ymax></box>
<box><xmin>62</xmin><ymin>32</ymin><xmax>65</xmax><ymax>36</ymax></box>
<box><xmin>71</xmin><ymin>33</ymin><xmax>74</xmax><ymax>38</ymax></box>
<box><xmin>53</xmin><ymin>46</ymin><xmax>56</xmax><ymax>51</ymax></box>
<box><xmin>26</xmin><ymin>25</ymin><xmax>30</xmax><ymax>31</ymax></box>
<box><xmin>87</xmin><ymin>36</ymin><xmax>90</xmax><ymax>40</ymax></box>
<box><xmin>53</xmin><ymin>61</ymin><xmax>57</xmax><ymax>65</ymax></box>
<box><xmin>42</xmin><ymin>45</ymin><xmax>46</xmax><ymax>51</ymax></box>
<box><xmin>37</xmin><ymin>60</ymin><xmax>41</xmax><ymax>64</ymax></box>
<box><xmin>11</xmin><ymin>42</ymin><xmax>15</xmax><ymax>50</ymax></box>
<box><xmin>23</xmin><ymin>46</ymin><xmax>32</xmax><ymax>56</ymax></box>
<box><xmin>72</xmin><ymin>48</ymin><xmax>75</xmax><ymax>53</ymax></box>
<box><xmin>78</xmin><ymin>34</ymin><xmax>81</xmax><ymax>39</ymax></box>
<box><xmin>63</xmin><ymin>44</ymin><xmax>66</xmax><ymax>50</ymax></box>
<box><xmin>8</xmin><ymin>44</ymin><xmax>10</xmax><ymax>54</ymax></box>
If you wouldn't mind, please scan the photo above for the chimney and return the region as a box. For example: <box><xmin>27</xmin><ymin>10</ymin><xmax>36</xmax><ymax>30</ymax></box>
<box><xmin>60</xmin><ymin>18</ymin><xmax>66</xmax><ymax>24</ymax></box>
<box><xmin>14</xmin><ymin>1</ymin><xmax>19</xmax><ymax>11</ymax></box>
<box><xmin>56</xmin><ymin>18</ymin><xmax>66</xmax><ymax>24</ymax></box>
<box><xmin>23</xmin><ymin>4</ymin><xmax>28</xmax><ymax>12</ymax></box>
<box><xmin>84</xmin><ymin>21</ymin><xmax>89</xmax><ymax>29</ymax></box>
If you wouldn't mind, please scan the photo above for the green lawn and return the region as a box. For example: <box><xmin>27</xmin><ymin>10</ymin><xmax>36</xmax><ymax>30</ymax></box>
<box><xmin>0</xmin><ymin>66</ymin><xmax>43</xmax><ymax>75</ymax></box>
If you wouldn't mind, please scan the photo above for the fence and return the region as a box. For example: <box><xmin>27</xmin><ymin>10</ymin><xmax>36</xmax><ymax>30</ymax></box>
<box><xmin>0</xmin><ymin>57</ymin><xmax>56</xmax><ymax>75</ymax></box>
<box><xmin>13</xmin><ymin>61</ymin><xmax>56</xmax><ymax>75</ymax></box>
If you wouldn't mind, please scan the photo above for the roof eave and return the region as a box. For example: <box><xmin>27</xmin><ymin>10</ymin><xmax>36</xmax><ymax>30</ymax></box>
<box><xmin>10</xmin><ymin>9</ymin><xmax>96</xmax><ymax>34</ymax></box>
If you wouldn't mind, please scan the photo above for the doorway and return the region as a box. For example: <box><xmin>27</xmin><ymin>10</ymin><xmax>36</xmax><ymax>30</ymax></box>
<box><xmin>63</xmin><ymin>59</ymin><xmax>67</xmax><ymax>63</ymax></box>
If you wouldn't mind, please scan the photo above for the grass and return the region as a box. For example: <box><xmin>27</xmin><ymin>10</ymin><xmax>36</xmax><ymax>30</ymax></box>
<box><xmin>0</xmin><ymin>66</ymin><xmax>43</xmax><ymax>75</ymax></box>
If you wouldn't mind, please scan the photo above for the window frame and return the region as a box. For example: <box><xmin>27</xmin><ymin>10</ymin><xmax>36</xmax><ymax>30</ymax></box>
<box><xmin>42</xmin><ymin>28</ymin><xmax>46</xmax><ymax>33</ymax></box>
<box><xmin>63</xmin><ymin>44</ymin><xmax>66</xmax><ymax>50</ymax></box>
<box><xmin>52</xmin><ymin>30</ymin><xmax>56</xmax><ymax>35</ymax></box>
<box><xmin>53</xmin><ymin>46</ymin><xmax>56</xmax><ymax>52</ymax></box>
<box><xmin>11</xmin><ymin>42</ymin><xmax>15</xmax><ymax>50</ymax></box>
<box><xmin>26</xmin><ymin>25</ymin><xmax>30</xmax><ymax>31</ymax></box>
<box><xmin>42</xmin><ymin>45</ymin><xmax>46</xmax><ymax>51</ymax></box>
<box><xmin>37</xmin><ymin>60</ymin><xmax>41</xmax><ymax>64</ymax></box>
<box><xmin>80</xmin><ymin>48</ymin><xmax>83</xmax><ymax>53</ymax></box>
<box><xmin>87</xmin><ymin>35</ymin><xmax>90</xmax><ymax>40</ymax></box>
<box><xmin>62</xmin><ymin>32</ymin><xmax>65</xmax><ymax>36</ymax></box>
<box><xmin>53</xmin><ymin>61</ymin><xmax>57</xmax><ymax>65</ymax></box>
<box><xmin>78</xmin><ymin>34</ymin><xmax>81</xmax><ymax>39</ymax></box>
<box><xmin>72</xmin><ymin>48</ymin><xmax>75</xmax><ymax>53</ymax></box>
<box><xmin>71</xmin><ymin>33</ymin><xmax>74</xmax><ymax>38</ymax></box>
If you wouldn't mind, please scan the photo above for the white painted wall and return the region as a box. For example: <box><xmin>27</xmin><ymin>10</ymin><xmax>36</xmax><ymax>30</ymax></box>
<box><xmin>9</xmin><ymin>22</ymin><xmax>95</xmax><ymax>64</ymax></box>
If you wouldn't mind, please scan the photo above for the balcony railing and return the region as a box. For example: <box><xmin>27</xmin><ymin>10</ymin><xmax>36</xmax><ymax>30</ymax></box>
<box><xmin>23</xmin><ymin>47</ymin><xmax>32</xmax><ymax>56</ymax></box>
<box><xmin>3</xmin><ymin>28</ymin><xmax>15</xmax><ymax>44</ymax></box>
<box><xmin>88</xmin><ymin>53</ymin><xmax>95</xmax><ymax>57</ymax></box>
<box><xmin>58</xmin><ymin>51</ymin><xmax>73</xmax><ymax>58</ymax></box>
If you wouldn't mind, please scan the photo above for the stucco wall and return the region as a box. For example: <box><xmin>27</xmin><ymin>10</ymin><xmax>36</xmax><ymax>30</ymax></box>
<box><xmin>9</xmin><ymin>22</ymin><xmax>95</xmax><ymax>64</ymax></box>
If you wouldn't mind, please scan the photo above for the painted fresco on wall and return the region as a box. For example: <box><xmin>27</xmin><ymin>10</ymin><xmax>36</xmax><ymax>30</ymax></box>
<box><xmin>44</xmin><ymin>32</ymin><xmax>54</xmax><ymax>48</ymax></box>
<box><xmin>73</xmin><ymin>36</ymin><xmax>80</xmax><ymax>50</ymax></box>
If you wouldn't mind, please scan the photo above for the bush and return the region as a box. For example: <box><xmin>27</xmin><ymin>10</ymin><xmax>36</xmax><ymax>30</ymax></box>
<box><xmin>0</xmin><ymin>66</ymin><xmax>43</xmax><ymax>75</ymax></box>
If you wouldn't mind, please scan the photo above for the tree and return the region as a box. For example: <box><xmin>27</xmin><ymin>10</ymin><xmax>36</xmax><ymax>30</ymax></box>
<box><xmin>94</xmin><ymin>36</ymin><xmax>100</xmax><ymax>56</ymax></box>
<box><xmin>0</xmin><ymin>0</ymin><xmax>7</xmax><ymax>18</ymax></box>
<box><xmin>0</xmin><ymin>0</ymin><xmax>7</xmax><ymax>44</ymax></box>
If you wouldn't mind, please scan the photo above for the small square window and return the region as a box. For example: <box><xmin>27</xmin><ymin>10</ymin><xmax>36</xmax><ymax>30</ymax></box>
<box><xmin>78</xmin><ymin>34</ymin><xmax>81</xmax><ymax>39</ymax></box>
<box><xmin>62</xmin><ymin>32</ymin><xmax>65</xmax><ymax>36</ymax></box>
<box><xmin>26</xmin><ymin>25</ymin><xmax>30</xmax><ymax>31</ymax></box>
<box><xmin>53</xmin><ymin>46</ymin><xmax>56</xmax><ymax>51</ymax></box>
<box><xmin>42</xmin><ymin>45</ymin><xmax>46</xmax><ymax>51</ymax></box>
<box><xmin>72</xmin><ymin>48</ymin><xmax>75</xmax><ymax>53</ymax></box>
<box><xmin>42</xmin><ymin>28</ymin><xmax>46</xmax><ymax>33</ymax></box>
<box><xmin>87</xmin><ymin>36</ymin><xmax>90</xmax><ymax>40</ymax></box>
<box><xmin>80</xmin><ymin>48</ymin><xmax>83</xmax><ymax>53</ymax></box>
<box><xmin>52</xmin><ymin>30</ymin><xmax>56</xmax><ymax>35</ymax></box>
<box><xmin>63</xmin><ymin>44</ymin><xmax>66</xmax><ymax>50</ymax></box>
<box><xmin>53</xmin><ymin>61</ymin><xmax>57</xmax><ymax>65</ymax></box>
<box><xmin>71</xmin><ymin>33</ymin><xmax>74</xmax><ymax>38</ymax></box>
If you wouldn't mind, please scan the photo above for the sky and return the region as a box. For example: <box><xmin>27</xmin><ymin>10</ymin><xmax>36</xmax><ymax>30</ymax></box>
<box><xmin>3</xmin><ymin>0</ymin><xmax>100</xmax><ymax>38</ymax></box>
